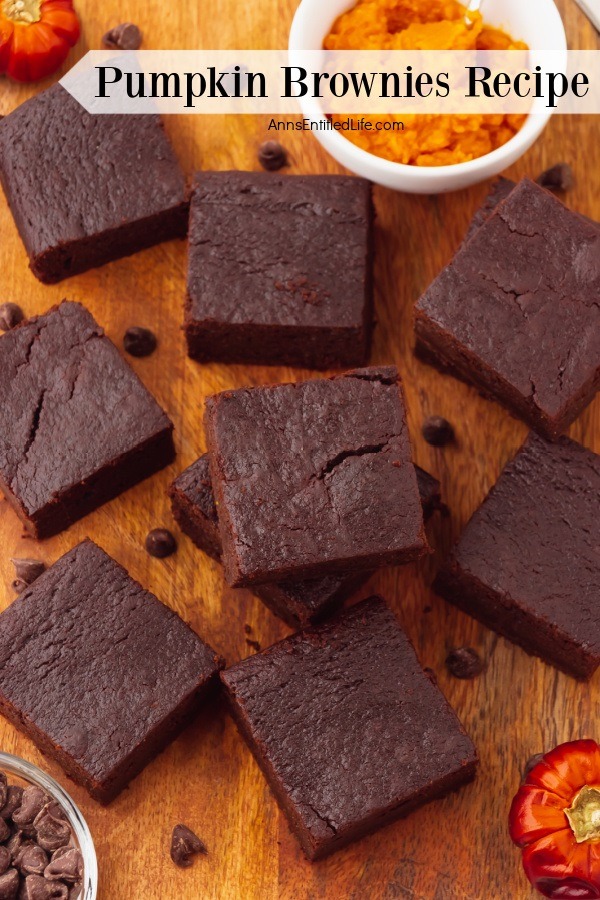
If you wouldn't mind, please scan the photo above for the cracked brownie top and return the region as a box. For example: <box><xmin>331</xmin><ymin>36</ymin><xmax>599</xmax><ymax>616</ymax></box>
<box><xmin>204</xmin><ymin>366</ymin><xmax>426</xmax><ymax>586</ymax></box>
<box><xmin>221</xmin><ymin>596</ymin><xmax>477</xmax><ymax>857</ymax></box>
<box><xmin>0</xmin><ymin>301</ymin><xmax>172</xmax><ymax>520</ymax></box>
<box><xmin>416</xmin><ymin>178</ymin><xmax>600</xmax><ymax>428</ymax></box>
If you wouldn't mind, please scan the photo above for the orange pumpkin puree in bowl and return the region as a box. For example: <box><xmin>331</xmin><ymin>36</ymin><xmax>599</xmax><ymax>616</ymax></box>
<box><xmin>324</xmin><ymin>0</ymin><xmax>528</xmax><ymax>166</ymax></box>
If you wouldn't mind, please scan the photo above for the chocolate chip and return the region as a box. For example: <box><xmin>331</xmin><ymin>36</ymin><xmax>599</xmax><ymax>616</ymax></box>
<box><xmin>14</xmin><ymin>844</ymin><xmax>47</xmax><ymax>877</ymax></box>
<box><xmin>1</xmin><ymin>788</ymin><xmax>24</xmax><ymax>821</ymax></box>
<box><xmin>445</xmin><ymin>647</ymin><xmax>484</xmax><ymax>680</ymax></box>
<box><xmin>20</xmin><ymin>875</ymin><xmax>68</xmax><ymax>900</ymax></box>
<box><xmin>170</xmin><ymin>824</ymin><xmax>207</xmax><ymax>868</ymax></box>
<box><xmin>33</xmin><ymin>808</ymin><xmax>70</xmax><ymax>853</ymax></box>
<box><xmin>258</xmin><ymin>141</ymin><xmax>288</xmax><ymax>172</ymax></box>
<box><xmin>11</xmin><ymin>581</ymin><xmax>28</xmax><ymax>596</ymax></box>
<box><xmin>536</xmin><ymin>163</ymin><xmax>574</xmax><ymax>193</ymax></box>
<box><xmin>0</xmin><ymin>848</ymin><xmax>9</xmax><ymax>876</ymax></box>
<box><xmin>44</xmin><ymin>849</ymin><xmax>81</xmax><ymax>884</ymax></box>
<box><xmin>123</xmin><ymin>327</ymin><xmax>157</xmax><ymax>358</ymax></box>
<box><xmin>6</xmin><ymin>833</ymin><xmax>26</xmax><ymax>864</ymax></box>
<box><xmin>523</xmin><ymin>753</ymin><xmax>545</xmax><ymax>781</ymax></box>
<box><xmin>422</xmin><ymin>416</ymin><xmax>455</xmax><ymax>447</ymax></box>
<box><xmin>0</xmin><ymin>869</ymin><xmax>18</xmax><ymax>900</ymax></box>
<box><xmin>12</xmin><ymin>789</ymin><xmax>47</xmax><ymax>832</ymax></box>
<box><xmin>145</xmin><ymin>528</ymin><xmax>177</xmax><ymax>559</ymax></box>
<box><xmin>0</xmin><ymin>304</ymin><xmax>24</xmax><ymax>332</ymax></box>
<box><xmin>102</xmin><ymin>22</ymin><xmax>142</xmax><ymax>50</ymax></box>
<box><xmin>10</xmin><ymin>560</ymin><xmax>45</xmax><ymax>587</ymax></box>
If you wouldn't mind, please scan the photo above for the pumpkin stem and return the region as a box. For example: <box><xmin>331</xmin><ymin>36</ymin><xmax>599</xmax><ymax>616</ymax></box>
<box><xmin>2</xmin><ymin>0</ymin><xmax>41</xmax><ymax>24</ymax></box>
<box><xmin>566</xmin><ymin>786</ymin><xmax>600</xmax><ymax>843</ymax></box>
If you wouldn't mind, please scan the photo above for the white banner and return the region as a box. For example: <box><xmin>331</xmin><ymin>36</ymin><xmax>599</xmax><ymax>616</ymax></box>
<box><xmin>60</xmin><ymin>50</ymin><xmax>600</xmax><ymax>115</ymax></box>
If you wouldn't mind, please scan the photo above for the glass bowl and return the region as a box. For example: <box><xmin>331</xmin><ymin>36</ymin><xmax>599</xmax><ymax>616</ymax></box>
<box><xmin>0</xmin><ymin>752</ymin><xmax>98</xmax><ymax>900</ymax></box>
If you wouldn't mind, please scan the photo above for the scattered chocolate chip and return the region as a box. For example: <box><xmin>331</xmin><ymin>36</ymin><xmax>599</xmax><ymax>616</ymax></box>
<box><xmin>0</xmin><ymin>868</ymin><xmax>18</xmax><ymax>900</ymax></box>
<box><xmin>445</xmin><ymin>647</ymin><xmax>484</xmax><ymax>680</ymax></box>
<box><xmin>1</xmin><ymin>788</ymin><xmax>24</xmax><ymax>821</ymax></box>
<box><xmin>523</xmin><ymin>753</ymin><xmax>545</xmax><ymax>781</ymax></box>
<box><xmin>0</xmin><ymin>847</ymin><xmax>9</xmax><ymax>876</ymax></box>
<box><xmin>422</xmin><ymin>416</ymin><xmax>455</xmax><ymax>447</ymax></box>
<box><xmin>170</xmin><ymin>824</ymin><xmax>207</xmax><ymax>868</ymax></box>
<box><xmin>123</xmin><ymin>326</ymin><xmax>157</xmax><ymax>358</ymax></box>
<box><xmin>11</xmin><ymin>581</ymin><xmax>27</xmax><ymax>596</ymax></box>
<box><xmin>536</xmin><ymin>163</ymin><xmax>574</xmax><ymax>193</ymax></box>
<box><xmin>14</xmin><ymin>844</ymin><xmax>47</xmax><ymax>877</ymax></box>
<box><xmin>44</xmin><ymin>848</ymin><xmax>82</xmax><ymax>884</ymax></box>
<box><xmin>12</xmin><ymin>789</ymin><xmax>47</xmax><ymax>833</ymax></box>
<box><xmin>102</xmin><ymin>22</ymin><xmax>142</xmax><ymax>50</ymax></box>
<box><xmin>258</xmin><ymin>141</ymin><xmax>288</xmax><ymax>172</ymax></box>
<box><xmin>145</xmin><ymin>528</ymin><xmax>177</xmax><ymax>559</ymax></box>
<box><xmin>245</xmin><ymin>639</ymin><xmax>261</xmax><ymax>652</ymax></box>
<box><xmin>0</xmin><ymin>304</ymin><xmax>24</xmax><ymax>333</ymax></box>
<box><xmin>10</xmin><ymin>561</ymin><xmax>45</xmax><ymax>587</ymax></box>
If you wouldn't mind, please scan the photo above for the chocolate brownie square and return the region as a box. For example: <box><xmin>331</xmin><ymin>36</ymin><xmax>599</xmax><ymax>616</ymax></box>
<box><xmin>434</xmin><ymin>432</ymin><xmax>600</xmax><ymax>679</ymax></box>
<box><xmin>0</xmin><ymin>84</ymin><xmax>188</xmax><ymax>283</ymax></box>
<box><xmin>0</xmin><ymin>540</ymin><xmax>223</xmax><ymax>802</ymax></box>
<box><xmin>185</xmin><ymin>172</ymin><xmax>373</xmax><ymax>369</ymax></box>
<box><xmin>168</xmin><ymin>453</ymin><xmax>369</xmax><ymax>627</ymax></box>
<box><xmin>221</xmin><ymin>596</ymin><xmax>477</xmax><ymax>860</ymax></box>
<box><xmin>169</xmin><ymin>455</ymin><xmax>440</xmax><ymax>627</ymax></box>
<box><xmin>0</xmin><ymin>301</ymin><xmax>174</xmax><ymax>538</ymax></box>
<box><xmin>204</xmin><ymin>366</ymin><xmax>427</xmax><ymax>587</ymax></box>
<box><xmin>416</xmin><ymin>179</ymin><xmax>600</xmax><ymax>439</ymax></box>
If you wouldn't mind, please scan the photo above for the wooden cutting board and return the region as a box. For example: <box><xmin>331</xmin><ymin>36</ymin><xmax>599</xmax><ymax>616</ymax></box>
<box><xmin>0</xmin><ymin>1</ymin><xmax>598</xmax><ymax>897</ymax></box>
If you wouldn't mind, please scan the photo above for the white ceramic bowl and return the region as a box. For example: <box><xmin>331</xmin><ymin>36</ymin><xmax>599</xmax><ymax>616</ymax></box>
<box><xmin>289</xmin><ymin>0</ymin><xmax>567</xmax><ymax>193</ymax></box>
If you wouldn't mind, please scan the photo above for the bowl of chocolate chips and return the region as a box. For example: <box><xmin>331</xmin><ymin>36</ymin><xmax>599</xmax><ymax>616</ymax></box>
<box><xmin>0</xmin><ymin>753</ymin><xmax>97</xmax><ymax>900</ymax></box>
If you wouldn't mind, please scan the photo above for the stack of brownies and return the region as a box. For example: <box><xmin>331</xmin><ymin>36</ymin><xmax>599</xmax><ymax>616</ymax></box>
<box><xmin>0</xmin><ymin>79</ymin><xmax>598</xmax><ymax>866</ymax></box>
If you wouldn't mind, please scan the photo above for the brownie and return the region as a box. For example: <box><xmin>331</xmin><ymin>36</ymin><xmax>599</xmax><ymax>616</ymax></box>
<box><xmin>415</xmin><ymin>179</ymin><xmax>600</xmax><ymax>439</ymax></box>
<box><xmin>204</xmin><ymin>366</ymin><xmax>427</xmax><ymax>587</ymax></box>
<box><xmin>463</xmin><ymin>176</ymin><xmax>598</xmax><ymax>248</ymax></box>
<box><xmin>0</xmin><ymin>84</ymin><xmax>188</xmax><ymax>283</ymax></box>
<box><xmin>169</xmin><ymin>455</ymin><xmax>441</xmax><ymax>627</ymax></box>
<box><xmin>434</xmin><ymin>432</ymin><xmax>600</xmax><ymax>679</ymax></box>
<box><xmin>0</xmin><ymin>540</ymin><xmax>223</xmax><ymax>802</ymax></box>
<box><xmin>462</xmin><ymin>177</ymin><xmax>516</xmax><ymax>245</ymax></box>
<box><xmin>221</xmin><ymin>596</ymin><xmax>477</xmax><ymax>860</ymax></box>
<box><xmin>0</xmin><ymin>301</ymin><xmax>174</xmax><ymax>539</ymax></box>
<box><xmin>184</xmin><ymin>172</ymin><xmax>373</xmax><ymax>369</ymax></box>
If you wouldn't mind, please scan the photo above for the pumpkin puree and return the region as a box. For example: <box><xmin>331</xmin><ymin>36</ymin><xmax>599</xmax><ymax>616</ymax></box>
<box><xmin>324</xmin><ymin>0</ymin><xmax>527</xmax><ymax>166</ymax></box>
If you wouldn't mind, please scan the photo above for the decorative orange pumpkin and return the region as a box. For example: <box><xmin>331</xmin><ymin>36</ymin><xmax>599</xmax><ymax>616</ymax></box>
<box><xmin>0</xmin><ymin>0</ymin><xmax>80</xmax><ymax>82</ymax></box>
<box><xmin>510</xmin><ymin>740</ymin><xmax>600</xmax><ymax>899</ymax></box>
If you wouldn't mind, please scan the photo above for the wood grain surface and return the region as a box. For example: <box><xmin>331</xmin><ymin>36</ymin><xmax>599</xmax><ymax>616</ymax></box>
<box><xmin>0</xmin><ymin>1</ymin><xmax>599</xmax><ymax>897</ymax></box>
